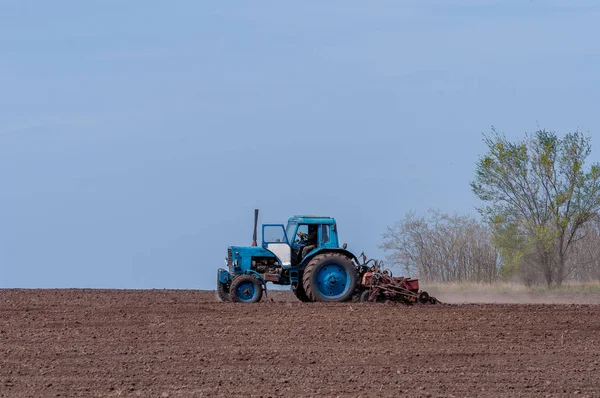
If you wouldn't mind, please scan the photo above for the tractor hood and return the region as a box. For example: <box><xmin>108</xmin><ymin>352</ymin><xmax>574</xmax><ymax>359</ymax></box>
<box><xmin>228</xmin><ymin>245</ymin><xmax>274</xmax><ymax>257</ymax></box>
<box><xmin>227</xmin><ymin>245</ymin><xmax>278</xmax><ymax>272</ymax></box>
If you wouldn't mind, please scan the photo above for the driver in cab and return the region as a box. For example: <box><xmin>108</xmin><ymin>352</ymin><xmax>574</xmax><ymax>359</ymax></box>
<box><xmin>297</xmin><ymin>225</ymin><xmax>318</xmax><ymax>259</ymax></box>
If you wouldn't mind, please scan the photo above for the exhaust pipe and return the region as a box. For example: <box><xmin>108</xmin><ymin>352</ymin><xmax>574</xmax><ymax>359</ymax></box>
<box><xmin>252</xmin><ymin>209</ymin><xmax>259</xmax><ymax>246</ymax></box>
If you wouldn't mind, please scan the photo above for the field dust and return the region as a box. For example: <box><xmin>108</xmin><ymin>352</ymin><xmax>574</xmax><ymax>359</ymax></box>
<box><xmin>427</xmin><ymin>290</ymin><xmax>600</xmax><ymax>305</ymax></box>
<box><xmin>257</xmin><ymin>288</ymin><xmax>600</xmax><ymax>305</ymax></box>
<box><xmin>1</xmin><ymin>289</ymin><xmax>600</xmax><ymax>397</ymax></box>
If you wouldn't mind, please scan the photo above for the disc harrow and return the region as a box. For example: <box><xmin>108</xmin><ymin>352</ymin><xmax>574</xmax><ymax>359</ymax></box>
<box><xmin>356</xmin><ymin>253</ymin><xmax>440</xmax><ymax>305</ymax></box>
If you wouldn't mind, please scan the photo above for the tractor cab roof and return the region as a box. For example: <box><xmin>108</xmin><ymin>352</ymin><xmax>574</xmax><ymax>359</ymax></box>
<box><xmin>288</xmin><ymin>215</ymin><xmax>336</xmax><ymax>225</ymax></box>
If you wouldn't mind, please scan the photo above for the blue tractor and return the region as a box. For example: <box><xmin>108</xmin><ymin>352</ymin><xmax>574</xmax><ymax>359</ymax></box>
<box><xmin>217</xmin><ymin>209</ymin><xmax>360</xmax><ymax>303</ymax></box>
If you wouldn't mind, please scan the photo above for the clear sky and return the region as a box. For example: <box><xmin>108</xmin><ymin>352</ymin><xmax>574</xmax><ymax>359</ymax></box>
<box><xmin>1</xmin><ymin>1</ymin><xmax>599</xmax><ymax>289</ymax></box>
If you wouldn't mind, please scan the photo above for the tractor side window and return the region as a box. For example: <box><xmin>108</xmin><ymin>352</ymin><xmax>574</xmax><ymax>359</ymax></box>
<box><xmin>321</xmin><ymin>225</ymin><xmax>330</xmax><ymax>244</ymax></box>
<box><xmin>294</xmin><ymin>225</ymin><xmax>308</xmax><ymax>243</ymax></box>
<box><xmin>263</xmin><ymin>225</ymin><xmax>287</xmax><ymax>244</ymax></box>
<box><xmin>296</xmin><ymin>225</ymin><xmax>308</xmax><ymax>235</ymax></box>
<box><xmin>286</xmin><ymin>222</ymin><xmax>297</xmax><ymax>242</ymax></box>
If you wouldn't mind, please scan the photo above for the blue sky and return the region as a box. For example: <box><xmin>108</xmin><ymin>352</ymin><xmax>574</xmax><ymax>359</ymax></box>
<box><xmin>1</xmin><ymin>1</ymin><xmax>599</xmax><ymax>289</ymax></box>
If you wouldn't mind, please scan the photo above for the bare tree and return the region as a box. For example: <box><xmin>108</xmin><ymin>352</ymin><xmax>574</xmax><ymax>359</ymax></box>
<box><xmin>381</xmin><ymin>210</ymin><xmax>500</xmax><ymax>283</ymax></box>
<box><xmin>567</xmin><ymin>218</ymin><xmax>600</xmax><ymax>281</ymax></box>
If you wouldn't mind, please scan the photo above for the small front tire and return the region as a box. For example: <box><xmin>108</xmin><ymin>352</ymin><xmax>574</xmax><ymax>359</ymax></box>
<box><xmin>217</xmin><ymin>281</ymin><xmax>231</xmax><ymax>302</ymax></box>
<box><xmin>230</xmin><ymin>275</ymin><xmax>263</xmax><ymax>303</ymax></box>
<box><xmin>216</xmin><ymin>272</ymin><xmax>231</xmax><ymax>302</ymax></box>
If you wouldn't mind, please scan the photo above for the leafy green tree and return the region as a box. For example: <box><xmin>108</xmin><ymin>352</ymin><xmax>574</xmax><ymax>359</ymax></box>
<box><xmin>471</xmin><ymin>128</ymin><xmax>600</xmax><ymax>286</ymax></box>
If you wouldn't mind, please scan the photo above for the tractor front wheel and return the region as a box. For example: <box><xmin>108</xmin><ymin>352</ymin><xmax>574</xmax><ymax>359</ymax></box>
<box><xmin>216</xmin><ymin>272</ymin><xmax>231</xmax><ymax>302</ymax></box>
<box><xmin>230</xmin><ymin>275</ymin><xmax>263</xmax><ymax>303</ymax></box>
<box><xmin>217</xmin><ymin>281</ymin><xmax>231</xmax><ymax>302</ymax></box>
<box><xmin>303</xmin><ymin>253</ymin><xmax>357</xmax><ymax>302</ymax></box>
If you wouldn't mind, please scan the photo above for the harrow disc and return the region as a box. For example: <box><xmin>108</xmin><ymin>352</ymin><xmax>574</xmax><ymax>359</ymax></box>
<box><xmin>418</xmin><ymin>291</ymin><xmax>430</xmax><ymax>304</ymax></box>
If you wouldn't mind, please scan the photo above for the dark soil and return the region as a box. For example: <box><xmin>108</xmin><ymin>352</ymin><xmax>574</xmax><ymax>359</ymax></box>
<box><xmin>1</xmin><ymin>289</ymin><xmax>599</xmax><ymax>397</ymax></box>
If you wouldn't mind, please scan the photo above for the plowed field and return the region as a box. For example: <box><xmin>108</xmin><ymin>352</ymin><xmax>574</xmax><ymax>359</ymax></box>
<box><xmin>1</xmin><ymin>289</ymin><xmax>599</xmax><ymax>397</ymax></box>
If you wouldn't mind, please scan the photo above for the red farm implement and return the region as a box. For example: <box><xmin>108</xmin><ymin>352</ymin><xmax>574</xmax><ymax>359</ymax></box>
<box><xmin>355</xmin><ymin>253</ymin><xmax>439</xmax><ymax>304</ymax></box>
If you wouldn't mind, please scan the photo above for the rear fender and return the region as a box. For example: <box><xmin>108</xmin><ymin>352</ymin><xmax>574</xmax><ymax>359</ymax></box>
<box><xmin>299</xmin><ymin>248</ymin><xmax>359</xmax><ymax>269</ymax></box>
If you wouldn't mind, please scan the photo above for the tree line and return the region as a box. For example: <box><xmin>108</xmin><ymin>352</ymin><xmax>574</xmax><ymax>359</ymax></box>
<box><xmin>381</xmin><ymin>129</ymin><xmax>600</xmax><ymax>286</ymax></box>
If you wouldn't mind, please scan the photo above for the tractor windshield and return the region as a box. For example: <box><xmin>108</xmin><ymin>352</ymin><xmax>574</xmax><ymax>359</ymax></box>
<box><xmin>286</xmin><ymin>222</ymin><xmax>297</xmax><ymax>243</ymax></box>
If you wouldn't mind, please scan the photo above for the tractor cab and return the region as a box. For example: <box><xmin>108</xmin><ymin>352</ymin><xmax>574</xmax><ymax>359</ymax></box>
<box><xmin>262</xmin><ymin>216</ymin><xmax>339</xmax><ymax>267</ymax></box>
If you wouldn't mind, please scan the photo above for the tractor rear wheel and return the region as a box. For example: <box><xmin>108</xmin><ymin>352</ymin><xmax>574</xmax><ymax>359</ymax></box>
<box><xmin>303</xmin><ymin>253</ymin><xmax>357</xmax><ymax>302</ymax></box>
<box><xmin>292</xmin><ymin>281</ymin><xmax>311</xmax><ymax>302</ymax></box>
<box><xmin>230</xmin><ymin>275</ymin><xmax>263</xmax><ymax>303</ymax></box>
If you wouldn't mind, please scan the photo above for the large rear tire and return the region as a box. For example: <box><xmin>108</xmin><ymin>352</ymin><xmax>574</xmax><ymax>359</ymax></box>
<box><xmin>303</xmin><ymin>253</ymin><xmax>357</xmax><ymax>302</ymax></box>
<box><xmin>292</xmin><ymin>281</ymin><xmax>311</xmax><ymax>302</ymax></box>
<box><xmin>230</xmin><ymin>275</ymin><xmax>263</xmax><ymax>303</ymax></box>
